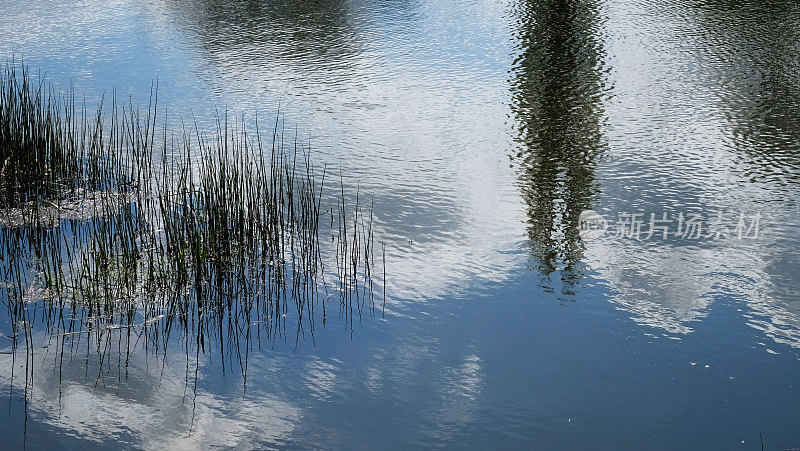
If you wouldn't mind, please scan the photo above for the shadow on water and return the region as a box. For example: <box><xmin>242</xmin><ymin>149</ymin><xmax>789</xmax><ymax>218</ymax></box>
<box><xmin>652</xmin><ymin>0</ymin><xmax>800</xmax><ymax>184</ymax></box>
<box><xmin>162</xmin><ymin>0</ymin><xmax>419</xmax><ymax>94</ymax></box>
<box><xmin>508</xmin><ymin>0</ymin><xmax>611</xmax><ymax>297</ymax></box>
<box><xmin>170</xmin><ymin>0</ymin><xmax>360</xmax><ymax>70</ymax></box>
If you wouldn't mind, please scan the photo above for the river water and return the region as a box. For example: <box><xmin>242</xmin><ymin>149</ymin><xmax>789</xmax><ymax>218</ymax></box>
<box><xmin>1</xmin><ymin>0</ymin><xmax>799</xmax><ymax>448</ymax></box>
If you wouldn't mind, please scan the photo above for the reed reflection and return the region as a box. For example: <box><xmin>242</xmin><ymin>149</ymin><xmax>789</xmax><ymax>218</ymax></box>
<box><xmin>0</xmin><ymin>64</ymin><xmax>385</xmax><ymax>441</ymax></box>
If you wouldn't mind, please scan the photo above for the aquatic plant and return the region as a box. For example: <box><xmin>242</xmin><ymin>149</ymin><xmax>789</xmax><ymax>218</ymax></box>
<box><xmin>0</xmin><ymin>62</ymin><xmax>385</xmax><ymax>395</ymax></box>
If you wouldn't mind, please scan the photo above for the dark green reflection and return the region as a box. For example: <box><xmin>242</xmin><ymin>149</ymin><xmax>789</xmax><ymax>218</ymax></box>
<box><xmin>167</xmin><ymin>0</ymin><xmax>362</xmax><ymax>77</ymax></box>
<box><xmin>509</xmin><ymin>0</ymin><xmax>610</xmax><ymax>293</ymax></box>
<box><xmin>692</xmin><ymin>1</ymin><xmax>800</xmax><ymax>184</ymax></box>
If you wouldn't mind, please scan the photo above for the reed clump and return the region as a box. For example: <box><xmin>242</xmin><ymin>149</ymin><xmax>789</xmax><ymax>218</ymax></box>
<box><xmin>0</xmin><ymin>62</ymin><xmax>385</xmax><ymax>382</ymax></box>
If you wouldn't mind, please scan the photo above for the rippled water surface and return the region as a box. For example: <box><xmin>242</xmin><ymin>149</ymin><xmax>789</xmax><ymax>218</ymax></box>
<box><xmin>1</xmin><ymin>0</ymin><xmax>800</xmax><ymax>448</ymax></box>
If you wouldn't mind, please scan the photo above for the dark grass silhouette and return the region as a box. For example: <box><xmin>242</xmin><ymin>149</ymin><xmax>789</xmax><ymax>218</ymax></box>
<box><xmin>0</xmin><ymin>62</ymin><xmax>386</xmax><ymax>427</ymax></box>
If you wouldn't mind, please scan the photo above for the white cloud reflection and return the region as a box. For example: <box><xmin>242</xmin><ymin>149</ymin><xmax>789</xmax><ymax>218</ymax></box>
<box><xmin>0</xmin><ymin>346</ymin><xmax>302</xmax><ymax>448</ymax></box>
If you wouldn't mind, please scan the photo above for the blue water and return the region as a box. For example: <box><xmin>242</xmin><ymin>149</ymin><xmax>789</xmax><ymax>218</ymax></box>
<box><xmin>1</xmin><ymin>0</ymin><xmax>799</xmax><ymax>448</ymax></box>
